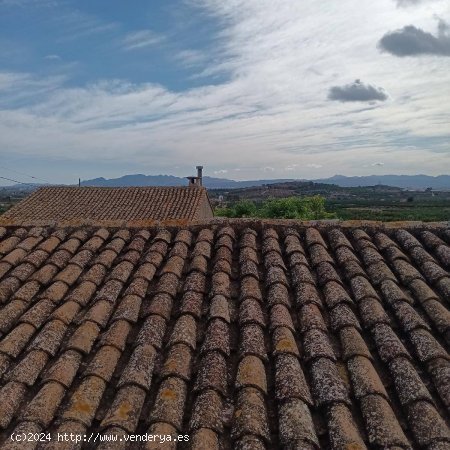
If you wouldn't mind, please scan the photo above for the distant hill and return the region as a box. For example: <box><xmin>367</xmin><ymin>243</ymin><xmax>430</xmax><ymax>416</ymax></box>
<box><xmin>81</xmin><ymin>174</ymin><xmax>296</xmax><ymax>189</ymax></box>
<box><xmin>314</xmin><ymin>175</ymin><xmax>450</xmax><ymax>190</ymax></box>
<box><xmin>81</xmin><ymin>173</ymin><xmax>450</xmax><ymax>190</ymax></box>
<box><xmin>4</xmin><ymin>173</ymin><xmax>448</xmax><ymax>191</ymax></box>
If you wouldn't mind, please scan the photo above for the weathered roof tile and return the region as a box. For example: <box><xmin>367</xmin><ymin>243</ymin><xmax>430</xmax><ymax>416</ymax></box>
<box><xmin>150</xmin><ymin>376</ymin><xmax>187</xmax><ymax>431</ymax></box>
<box><xmin>0</xmin><ymin>222</ymin><xmax>449</xmax><ymax>449</ymax></box>
<box><xmin>275</xmin><ymin>353</ymin><xmax>312</xmax><ymax>404</ymax></box>
<box><xmin>101</xmin><ymin>385</ymin><xmax>146</xmax><ymax>433</ymax></box>
<box><xmin>231</xmin><ymin>387</ymin><xmax>270</xmax><ymax>442</ymax></box>
<box><xmin>360</xmin><ymin>394</ymin><xmax>410</xmax><ymax>448</ymax></box>
<box><xmin>279</xmin><ymin>398</ymin><xmax>319</xmax><ymax>448</ymax></box>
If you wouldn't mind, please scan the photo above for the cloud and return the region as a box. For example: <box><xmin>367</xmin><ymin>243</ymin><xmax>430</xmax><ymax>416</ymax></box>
<box><xmin>122</xmin><ymin>30</ymin><xmax>163</xmax><ymax>50</ymax></box>
<box><xmin>213</xmin><ymin>169</ymin><xmax>228</xmax><ymax>175</ymax></box>
<box><xmin>307</xmin><ymin>163</ymin><xmax>323</xmax><ymax>169</ymax></box>
<box><xmin>174</xmin><ymin>49</ymin><xmax>206</xmax><ymax>68</ymax></box>
<box><xmin>371</xmin><ymin>162</ymin><xmax>385</xmax><ymax>166</ymax></box>
<box><xmin>379</xmin><ymin>22</ymin><xmax>450</xmax><ymax>56</ymax></box>
<box><xmin>1</xmin><ymin>1</ymin><xmax>450</xmax><ymax>182</ymax></box>
<box><xmin>44</xmin><ymin>54</ymin><xmax>61</xmax><ymax>60</ymax></box>
<box><xmin>0</xmin><ymin>0</ymin><xmax>57</xmax><ymax>7</ymax></box>
<box><xmin>328</xmin><ymin>80</ymin><xmax>388</xmax><ymax>102</ymax></box>
<box><xmin>395</xmin><ymin>0</ymin><xmax>434</xmax><ymax>6</ymax></box>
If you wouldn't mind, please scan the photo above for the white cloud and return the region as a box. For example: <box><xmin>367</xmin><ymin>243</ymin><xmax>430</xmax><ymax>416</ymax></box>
<box><xmin>372</xmin><ymin>162</ymin><xmax>385</xmax><ymax>166</ymax></box>
<box><xmin>44</xmin><ymin>54</ymin><xmax>61</xmax><ymax>60</ymax></box>
<box><xmin>122</xmin><ymin>30</ymin><xmax>163</xmax><ymax>50</ymax></box>
<box><xmin>0</xmin><ymin>0</ymin><xmax>449</xmax><ymax>182</ymax></box>
<box><xmin>213</xmin><ymin>169</ymin><xmax>228</xmax><ymax>175</ymax></box>
<box><xmin>174</xmin><ymin>49</ymin><xmax>206</xmax><ymax>67</ymax></box>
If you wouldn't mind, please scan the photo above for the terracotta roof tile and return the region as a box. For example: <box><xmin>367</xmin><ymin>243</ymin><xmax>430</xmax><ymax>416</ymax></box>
<box><xmin>20</xmin><ymin>381</ymin><xmax>65</xmax><ymax>427</ymax></box>
<box><xmin>28</xmin><ymin>319</ymin><xmax>67</xmax><ymax>356</ymax></box>
<box><xmin>284</xmin><ymin>234</ymin><xmax>306</xmax><ymax>255</ymax></box>
<box><xmin>3</xmin><ymin>186</ymin><xmax>212</xmax><ymax>223</ymax></box>
<box><xmin>5</xmin><ymin>349</ymin><xmax>48</xmax><ymax>386</ymax></box>
<box><xmin>136</xmin><ymin>314</ymin><xmax>166</xmax><ymax>349</ymax></box>
<box><xmin>45</xmin><ymin>421</ymin><xmax>87</xmax><ymax>450</ymax></box>
<box><xmin>347</xmin><ymin>355</ymin><xmax>388</xmax><ymax>399</ymax></box>
<box><xmin>101</xmin><ymin>385</ymin><xmax>146</xmax><ymax>433</ymax></box>
<box><xmin>0</xmin><ymin>300</ymin><xmax>27</xmax><ymax>334</ymax></box>
<box><xmin>150</xmin><ymin>376</ymin><xmax>187</xmax><ymax>431</ymax></box>
<box><xmin>339</xmin><ymin>327</ymin><xmax>372</xmax><ymax>361</ymax></box>
<box><xmin>145</xmin><ymin>423</ymin><xmax>178</xmax><ymax>449</ymax></box>
<box><xmin>305</xmin><ymin>227</ymin><xmax>327</xmax><ymax>248</ymax></box>
<box><xmin>269</xmin><ymin>303</ymin><xmax>294</xmax><ymax>332</ymax></box>
<box><xmin>328</xmin><ymin>403</ymin><xmax>366</xmax><ymax>450</ymax></box>
<box><xmin>112</xmin><ymin>294</ymin><xmax>141</xmax><ymax>323</ymax></box>
<box><xmin>168</xmin><ymin>314</ymin><xmax>197</xmax><ymax>350</ymax></box>
<box><xmin>275</xmin><ymin>353</ymin><xmax>312</xmax><ymax>404</ymax></box>
<box><xmin>372</xmin><ymin>323</ymin><xmax>411</xmax><ymax>363</ymax></box>
<box><xmin>0</xmin><ymin>381</ymin><xmax>27</xmax><ymax>428</ymax></box>
<box><xmin>66</xmin><ymin>320</ymin><xmax>100</xmax><ymax>354</ymax></box>
<box><xmin>194</xmin><ymin>350</ymin><xmax>227</xmax><ymax>395</ymax></box>
<box><xmin>0</xmin><ymin>323</ymin><xmax>36</xmax><ymax>358</ymax></box>
<box><xmin>84</xmin><ymin>345</ymin><xmax>121</xmax><ymax>382</ymax></box>
<box><xmin>303</xmin><ymin>328</ymin><xmax>336</xmax><ymax>362</ymax></box>
<box><xmin>189</xmin><ymin>432</ymin><xmax>215</xmax><ymax>450</ymax></box>
<box><xmin>267</xmin><ymin>282</ymin><xmax>290</xmax><ymax>308</ymax></box>
<box><xmin>408</xmin><ymin>400</ymin><xmax>450</xmax><ymax>446</ymax></box>
<box><xmin>272</xmin><ymin>326</ymin><xmax>299</xmax><ymax>358</ymax></box>
<box><xmin>179</xmin><ymin>290</ymin><xmax>203</xmax><ymax>319</ymax></box>
<box><xmin>42</xmin><ymin>349</ymin><xmax>81</xmax><ymax>388</ymax></box>
<box><xmin>359</xmin><ymin>298</ymin><xmax>391</xmax><ymax>329</ymax></box>
<box><xmin>189</xmin><ymin>389</ymin><xmax>223</xmax><ymax>433</ymax></box>
<box><xmin>209</xmin><ymin>294</ymin><xmax>231</xmax><ymax>323</ymax></box>
<box><xmin>409</xmin><ymin>328</ymin><xmax>449</xmax><ymax>363</ymax></box>
<box><xmin>62</xmin><ymin>375</ymin><xmax>106</xmax><ymax>426</ymax></box>
<box><xmin>143</xmin><ymin>292</ymin><xmax>173</xmax><ymax>321</ymax></box>
<box><xmin>236</xmin><ymin>355</ymin><xmax>267</xmax><ymax>394</ymax></box>
<box><xmin>161</xmin><ymin>343</ymin><xmax>192</xmax><ymax>382</ymax></box>
<box><xmin>310</xmin><ymin>357</ymin><xmax>350</xmax><ymax>407</ymax></box>
<box><xmin>3</xmin><ymin>421</ymin><xmax>42</xmax><ymax>450</ymax></box>
<box><xmin>0</xmin><ymin>222</ymin><xmax>449</xmax><ymax>448</ymax></box>
<box><xmin>388</xmin><ymin>356</ymin><xmax>434</xmax><ymax>406</ymax></box>
<box><xmin>232</xmin><ymin>387</ymin><xmax>270</xmax><ymax>443</ymax></box>
<box><xmin>239</xmin><ymin>298</ymin><xmax>265</xmax><ymax>327</ymax></box>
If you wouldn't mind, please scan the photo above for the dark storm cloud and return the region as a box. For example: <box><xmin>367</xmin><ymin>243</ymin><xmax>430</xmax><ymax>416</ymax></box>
<box><xmin>379</xmin><ymin>22</ymin><xmax>450</xmax><ymax>56</ymax></box>
<box><xmin>328</xmin><ymin>80</ymin><xmax>388</xmax><ymax>103</ymax></box>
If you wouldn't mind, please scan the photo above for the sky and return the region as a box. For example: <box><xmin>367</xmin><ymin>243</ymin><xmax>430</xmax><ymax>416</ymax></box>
<box><xmin>0</xmin><ymin>0</ymin><xmax>449</xmax><ymax>185</ymax></box>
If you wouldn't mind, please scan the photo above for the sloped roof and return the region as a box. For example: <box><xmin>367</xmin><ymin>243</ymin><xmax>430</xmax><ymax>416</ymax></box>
<box><xmin>0</xmin><ymin>221</ymin><xmax>449</xmax><ymax>449</ymax></box>
<box><xmin>1</xmin><ymin>186</ymin><xmax>212</xmax><ymax>224</ymax></box>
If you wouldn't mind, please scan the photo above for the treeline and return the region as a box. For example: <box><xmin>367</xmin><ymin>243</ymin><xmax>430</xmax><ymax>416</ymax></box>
<box><xmin>215</xmin><ymin>195</ymin><xmax>335</xmax><ymax>220</ymax></box>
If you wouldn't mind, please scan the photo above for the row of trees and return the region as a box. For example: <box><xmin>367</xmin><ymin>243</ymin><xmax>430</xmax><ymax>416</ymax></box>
<box><xmin>215</xmin><ymin>195</ymin><xmax>335</xmax><ymax>220</ymax></box>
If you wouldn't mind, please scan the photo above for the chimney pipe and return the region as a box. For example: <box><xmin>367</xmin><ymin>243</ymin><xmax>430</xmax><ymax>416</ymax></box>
<box><xmin>196</xmin><ymin>166</ymin><xmax>203</xmax><ymax>186</ymax></box>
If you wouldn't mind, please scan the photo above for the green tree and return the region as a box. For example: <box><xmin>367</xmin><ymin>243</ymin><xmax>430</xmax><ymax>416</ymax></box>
<box><xmin>216</xmin><ymin>195</ymin><xmax>335</xmax><ymax>219</ymax></box>
<box><xmin>215</xmin><ymin>199</ymin><xmax>257</xmax><ymax>218</ymax></box>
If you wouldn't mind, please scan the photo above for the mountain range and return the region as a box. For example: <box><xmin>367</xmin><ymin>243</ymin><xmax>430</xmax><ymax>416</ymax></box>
<box><xmin>80</xmin><ymin>174</ymin><xmax>450</xmax><ymax>190</ymax></box>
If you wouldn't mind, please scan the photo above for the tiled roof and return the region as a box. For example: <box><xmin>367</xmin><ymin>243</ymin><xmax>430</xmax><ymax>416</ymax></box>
<box><xmin>1</xmin><ymin>187</ymin><xmax>212</xmax><ymax>225</ymax></box>
<box><xmin>0</xmin><ymin>221</ymin><xmax>449</xmax><ymax>449</ymax></box>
